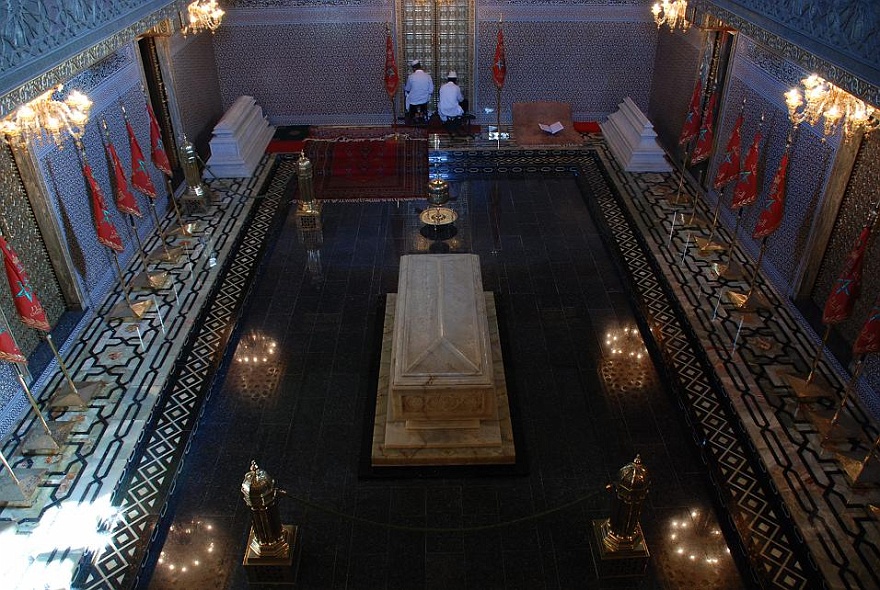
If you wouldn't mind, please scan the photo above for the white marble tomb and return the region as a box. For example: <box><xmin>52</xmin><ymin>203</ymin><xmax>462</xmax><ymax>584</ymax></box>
<box><xmin>372</xmin><ymin>254</ymin><xmax>516</xmax><ymax>466</ymax></box>
<box><xmin>205</xmin><ymin>95</ymin><xmax>275</xmax><ymax>178</ymax></box>
<box><xmin>600</xmin><ymin>97</ymin><xmax>672</xmax><ymax>172</ymax></box>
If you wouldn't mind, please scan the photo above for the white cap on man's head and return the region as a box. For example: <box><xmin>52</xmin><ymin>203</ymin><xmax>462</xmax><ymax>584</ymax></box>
<box><xmin>447</xmin><ymin>71</ymin><xmax>457</xmax><ymax>79</ymax></box>
<box><xmin>410</xmin><ymin>59</ymin><xmax>421</xmax><ymax>67</ymax></box>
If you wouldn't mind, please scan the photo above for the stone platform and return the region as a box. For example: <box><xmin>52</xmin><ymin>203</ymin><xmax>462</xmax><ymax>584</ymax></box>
<box><xmin>372</xmin><ymin>254</ymin><xmax>515</xmax><ymax>466</ymax></box>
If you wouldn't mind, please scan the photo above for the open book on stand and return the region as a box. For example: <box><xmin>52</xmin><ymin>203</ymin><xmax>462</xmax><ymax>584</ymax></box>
<box><xmin>539</xmin><ymin>121</ymin><xmax>564</xmax><ymax>135</ymax></box>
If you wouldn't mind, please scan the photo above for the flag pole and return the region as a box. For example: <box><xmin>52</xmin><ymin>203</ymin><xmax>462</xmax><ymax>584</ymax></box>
<box><xmin>726</xmin><ymin>238</ymin><xmax>770</xmax><ymax>312</ymax></box>
<box><xmin>496</xmin><ymin>87</ymin><xmax>501</xmax><ymax>142</ymax></box>
<box><xmin>817</xmin><ymin>355</ymin><xmax>865</xmax><ymax>447</ymax></box>
<box><xmin>14</xmin><ymin>362</ymin><xmax>75</xmax><ymax>454</ymax></box>
<box><xmin>165</xmin><ymin>177</ymin><xmax>201</xmax><ymax>238</ymax></box>
<box><xmin>108</xmin><ymin>252</ymin><xmax>153</xmax><ymax>321</ymax></box>
<box><xmin>713</xmin><ymin>208</ymin><xmax>744</xmax><ymax>280</ymax></box>
<box><xmin>0</xmin><ymin>444</ymin><xmax>44</xmax><ymax>506</ymax></box>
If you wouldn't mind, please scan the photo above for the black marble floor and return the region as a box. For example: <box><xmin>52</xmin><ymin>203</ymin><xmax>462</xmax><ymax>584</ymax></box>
<box><xmin>140</xmin><ymin>161</ymin><xmax>746</xmax><ymax>588</ymax></box>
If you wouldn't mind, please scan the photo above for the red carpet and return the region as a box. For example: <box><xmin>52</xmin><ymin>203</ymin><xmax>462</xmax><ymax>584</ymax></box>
<box><xmin>305</xmin><ymin>138</ymin><xmax>428</xmax><ymax>201</ymax></box>
<box><xmin>267</xmin><ymin>139</ymin><xmax>305</xmax><ymax>153</ymax></box>
<box><xmin>574</xmin><ymin>121</ymin><xmax>601</xmax><ymax>134</ymax></box>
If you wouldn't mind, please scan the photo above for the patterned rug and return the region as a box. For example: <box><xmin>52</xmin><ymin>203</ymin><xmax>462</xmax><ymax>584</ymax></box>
<box><xmin>302</xmin><ymin>138</ymin><xmax>429</xmax><ymax>201</ymax></box>
<box><xmin>308</xmin><ymin>125</ymin><xmax>428</xmax><ymax>140</ymax></box>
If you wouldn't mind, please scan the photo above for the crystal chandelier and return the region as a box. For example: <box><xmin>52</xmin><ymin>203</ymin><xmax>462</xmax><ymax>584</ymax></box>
<box><xmin>785</xmin><ymin>74</ymin><xmax>879</xmax><ymax>141</ymax></box>
<box><xmin>181</xmin><ymin>0</ymin><xmax>225</xmax><ymax>35</ymax></box>
<box><xmin>0</xmin><ymin>84</ymin><xmax>92</xmax><ymax>148</ymax></box>
<box><xmin>652</xmin><ymin>0</ymin><xmax>691</xmax><ymax>33</ymax></box>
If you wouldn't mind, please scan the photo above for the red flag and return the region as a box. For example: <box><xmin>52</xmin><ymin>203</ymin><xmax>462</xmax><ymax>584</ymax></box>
<box><xmin>0</xmin><ymin>236</ymin><xmax>50</xmax><ymax>332</ymax></box>
<box><xmin>678</xmin><ymin>77</ymin><xmax>702</xmax><ymax>145</ymax></box>
<box><xmin>730</xmin><ymin>129</ymin><xmax>762</xmax><ymax>209</ymax></box>
<box><xmin>106</xmin><ymin>140</ymin><xmax>142</xmax><ymax>217</ymax></box>
<box><xmin>126</xmin><ymin>119</ymin><xmax>158</xmax><ymax>198</ymax></box>
<box><xmin>752</xmin><ymin>151</ymin><xmax>789</xmax><ymax>239</ymax></box>
<box><xmin>147</xmin><ymin>102</ymin><xmax>172</xmax><ymax>177</ymax></box>
<box><xmin>0</xmin><ymin>324</ymin><xmax>26</xmax><ymax>364</ymax></box>
<box><xmin>853</xmin><ymin>295</ymin><xmax>880</xmax><ymax>355</ymax></box>
<box><xmin>384</xmin><ymin>30</ymin><xmax>399</xmax><ymax>98</ymax></box>
<box><xmin>713</xmin><ymin>112</ymin><xmax>743</xmax><ymax>189</ymax></box>
<box><xmin>83</xmin><ymin>161</ymin><xmax>124</xmax><ymax>252</ymax></box>
<box><xmin>492</xmin><ymin>25</ymin><xmax>507</xmax><ymax>90</ymax></box>
<box><xmin>822</xmin><ymin>225</ymin><xmax>872</xmax><ymax>324</ymax></box>
<box><xmin>690</xmin><ymin>92</ymin><xmax>717</xmax><ymax>165</ymax></box>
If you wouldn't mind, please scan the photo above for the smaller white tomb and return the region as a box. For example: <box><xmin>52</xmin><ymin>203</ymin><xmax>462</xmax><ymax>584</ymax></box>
<box><xmin>600</xmin><ymin>97</ymin><xmax>672</xmax><ymax>172</ymax></box>
<box><xmin>205</xmin><ymin>95</ymin><xmax>275</xmax><ymax>178</ymax></box>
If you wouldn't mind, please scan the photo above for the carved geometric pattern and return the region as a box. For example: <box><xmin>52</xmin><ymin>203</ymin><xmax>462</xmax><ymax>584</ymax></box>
<box><xmin>76</xmin><ymin>156</ymin><xmax>291</xmax><ymax>590</ymax></box>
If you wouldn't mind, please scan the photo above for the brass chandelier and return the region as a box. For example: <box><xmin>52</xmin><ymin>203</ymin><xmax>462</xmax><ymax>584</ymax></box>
<box><xmin>181</xmin><ymin>0</ymin><xmax>225</xmax><ymax>35</ymax></box>
<box><xmin>785</xmin><ymin>74</ymin><xmax>879</xmax><ymax>141</ymax></box>
<box><xmin>652</xmin><ymin>0</ymin><xmax>691</xmax><ymax>33</ymax></box>
<box><xmin>0</xmin><ymin>84</ymin><xmax>92</xmax><ymax>148</ymax></box>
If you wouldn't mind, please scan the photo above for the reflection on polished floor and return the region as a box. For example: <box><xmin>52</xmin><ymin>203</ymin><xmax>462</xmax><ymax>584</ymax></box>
<box><xmin>144</xmin><ymin>146</ymin><xmax>745</xmax><ymax>589</ymax></box>
<box><xmin>3</xmin><ymin>133</ymin><xmax>879</xmax><ymax>589</ymax></box>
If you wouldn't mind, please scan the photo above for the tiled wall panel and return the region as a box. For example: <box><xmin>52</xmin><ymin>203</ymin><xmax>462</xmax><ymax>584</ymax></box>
<box><xmin>171</xmin><ymin>34</ymin><xmax>224</xmax><ymax>158</ymax></box>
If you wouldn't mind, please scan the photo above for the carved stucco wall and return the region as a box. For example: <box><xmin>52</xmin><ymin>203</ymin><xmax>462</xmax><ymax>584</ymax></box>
<box><xmin>0</xmin><ymin>1</ymin><xmax>182</xmax><ymax>116</ymax></box>
<box><xmin>171</xmin><ymin>33</ymin><xmax>224</xmax><ymax>158</ymax></box>
<box><xmin>213</xmin><ymin>14</ymin><xmax>393</xmax><ymax>126</ymax></box>
<box><xmin>702</xmin><ymin>0</ymin><xmax>880</xmax><ymax>106</ymax></box>
<box><xmin>648</xmin><ymin>26</ymin><xmax>702</xmax><ymax>166</ymax></box>
<box><xmin>214</xmin><ymin>3</ymin><xmax>657</xmax><ymax>126</ymax></box>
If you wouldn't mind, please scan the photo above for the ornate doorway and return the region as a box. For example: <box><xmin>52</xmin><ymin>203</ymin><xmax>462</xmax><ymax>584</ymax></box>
<box><xmin>396</xmin><ymin>0</ymin><xmax>474</xmax><ymax>112</ymax></box>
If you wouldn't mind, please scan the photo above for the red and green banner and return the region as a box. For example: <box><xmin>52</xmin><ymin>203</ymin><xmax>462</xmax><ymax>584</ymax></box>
<box><xmin>822</xmin><ymin>224</ymin><xmax>872</xmax><ymax>324</ymax></box>
<box><xmin>678</xmin><ymin>77</ymin><xmax>702</xmax><ymax>145</ymax></box>
<box><xmin>752</xmin><ymin>150</ymin><xmax>789</xmax><ymax>239</ymax></box>
<box><xmin>147</xmin><ymin>102</ymin><xmax>172</xmax><ymax>177</ymax></box>
<box><xmin>106</xmin><ymin>139</ymin><xmax>142</xmax><ymax>217</ymax></box>
<box><xmin>384</xmin><ymin>29</ymin><xmax>399</xmax><ymax>98</ymax></box>
<box><xmin>691</xmin><ymin>92</ymin><xmax>717</xmax><ymax>165</ymax></box>
<box><xmin>0</xmin><ymin>324</ymin><xmax>26</xmax><ymax>364</ymax></box>
<box><xmin>83</xmin><ymin>161</ymin><xmax>124</xmax><ymax>252</ymax></box>
<box><xmin>731</xmin><ymin>129</ymin><xmax>762</xmax><ymax>210</ymax></box>
<box><xmin>713</xmin><ymin>112</ymin><xmax>743</xmax><ymax>189</ymax></box>
<box><xmin>853</xmin><ymin>294</ymin><xmax>880</xmax><ymax>355</ymax></box>
<box><xmin>0</xmin><ymin>235</ymin><xmax>50</xmax><ymax>332</ymax></box>
<box><xmin>126</xmin><ymin>118</ymin><xmax>158</xmax><ymax>198</ymax></box>
<box><xmin>492</xmin><ymin>25</ymin><xmax>507</xmax><ymax>90</ymax></box>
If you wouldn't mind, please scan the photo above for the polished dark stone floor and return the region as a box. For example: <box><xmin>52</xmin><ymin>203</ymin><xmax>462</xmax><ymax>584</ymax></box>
<box><xmin>142</xmin><ymin>170</ymin><xmax>745</xmax><ymax>588</ymax></box>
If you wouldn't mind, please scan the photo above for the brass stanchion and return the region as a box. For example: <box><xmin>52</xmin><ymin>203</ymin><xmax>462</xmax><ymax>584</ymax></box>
<box><xmin>694</xmin><ymin>183</ymin><xmax>729</xmax><ymax>254</ymax></box>
<box><xmin>241</xmin><ymin>461</ymin><xmax>301</xmax><ymax>584</ymax></box>
<box><xmin>591</xmin><ymin>455</ymin><xmax>651</xmax><ymax>577</ymax></box>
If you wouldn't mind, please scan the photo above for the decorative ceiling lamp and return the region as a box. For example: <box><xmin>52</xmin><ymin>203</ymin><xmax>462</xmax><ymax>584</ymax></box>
<box><xmin>0</xmin><ymin>85</ymin><xmax>92</xmax><ymax>149</ymax></box>
<box><xmin>181</xmin><ymin>0</ymin><xmax>225</xmax><ymax>36</ymax></box>
<box><xmin>652</xmin><ymin>0</ymin><xmax>690</xmax><ymax>33</ymax></box>
<box><xmin>785</xmin><ymin>74</ymin><xmax>879</xmax><ymax>141</ymax></box>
